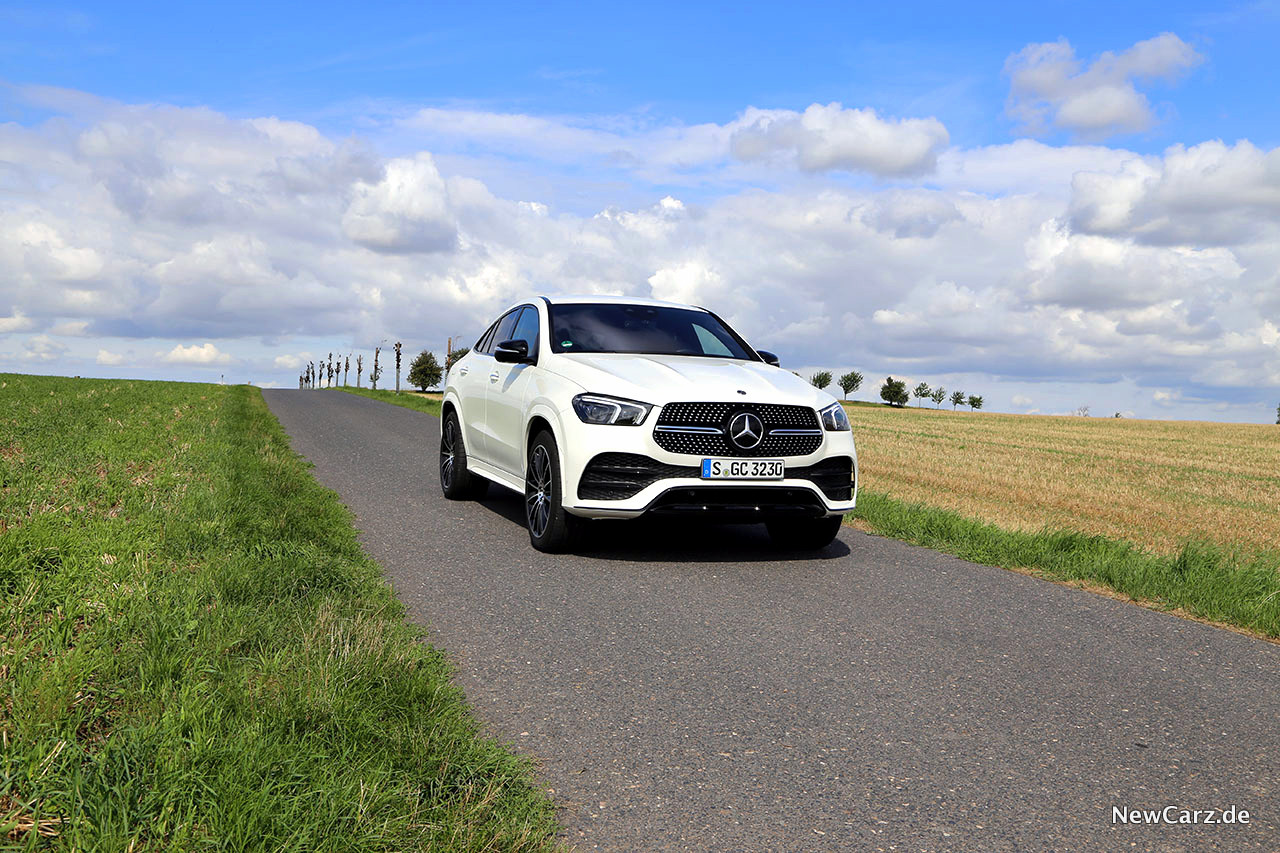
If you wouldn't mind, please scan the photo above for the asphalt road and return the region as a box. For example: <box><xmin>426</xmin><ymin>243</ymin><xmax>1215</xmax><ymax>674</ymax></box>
<box><xmin>264</xmin><ymin>389</ymin><xmax>1279</xmax><ymax>852</ymax></box>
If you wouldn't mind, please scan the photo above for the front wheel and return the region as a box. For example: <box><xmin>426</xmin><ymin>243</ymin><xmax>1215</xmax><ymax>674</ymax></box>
<box><xmin>766</xmin><ymin>516</ymin><xmax>843</xmax><ymax>550</ymax></box>
<box><xmin>525</xmin><ymin>432</ymin><xmax>580</xmax><ymax>552</ymax></box>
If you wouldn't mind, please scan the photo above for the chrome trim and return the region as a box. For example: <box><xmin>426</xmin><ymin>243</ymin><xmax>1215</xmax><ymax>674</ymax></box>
<box><xmin>768</xmin><ymin>428</ymin><xmax>823</xmax><ymax>436</ymax></box>
<box><xmin>653</xmin><ymin>425</ymin><xmax>724</xmax><ymax>434</ymax></box>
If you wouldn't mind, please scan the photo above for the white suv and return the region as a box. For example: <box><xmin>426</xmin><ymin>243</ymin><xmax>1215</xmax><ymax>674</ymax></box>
<box><xmin>440</xmin><ymin>296</ymin><xmax>858</xmax><ymax>552</ymax></box>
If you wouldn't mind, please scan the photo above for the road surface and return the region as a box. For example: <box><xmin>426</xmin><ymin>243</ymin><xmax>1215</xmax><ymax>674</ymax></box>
<box><xmin>264</xmin><ymin>389</ymin><xmax>1278</xmax><ymax>852</ymax></box>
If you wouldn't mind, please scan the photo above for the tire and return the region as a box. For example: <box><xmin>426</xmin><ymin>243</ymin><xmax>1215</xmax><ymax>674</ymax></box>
<box><xmin>525</xmin><ymin>431</ymin><xmax>580</xmax><ymax>553</ymax></box>
<box><xmin>439</xmin><ymin>410</ymin><xmax>488</xmax><ymax>500</ymax></box>
<box><xmin>766</xmin><ymin>515</ymin><xmax>843</xmax><ymax>550</ymax></box>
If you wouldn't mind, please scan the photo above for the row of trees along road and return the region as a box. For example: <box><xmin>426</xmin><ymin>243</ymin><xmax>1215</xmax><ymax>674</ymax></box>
<box><xmin>299</xmin><ymin>344</ymin><xmax>474</xmax><ymax>393</ymax></box>
<box><xmin>808</xmin><ymin>370</ymin><xmax>983</xmax><ymax>411</ymax></box>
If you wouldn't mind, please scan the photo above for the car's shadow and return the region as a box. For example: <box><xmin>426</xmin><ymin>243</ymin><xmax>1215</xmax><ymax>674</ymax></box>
<box><xmin>476</xmin><ymin>490</ymin><xmax>851</xmax><ymax>562</ymax></box>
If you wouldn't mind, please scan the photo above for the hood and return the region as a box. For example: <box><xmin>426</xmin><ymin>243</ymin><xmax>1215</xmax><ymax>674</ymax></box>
<box><xmin>547</xmin><ymin>352</ymin><xmax>838</xmax><ymax>409</ymax></box>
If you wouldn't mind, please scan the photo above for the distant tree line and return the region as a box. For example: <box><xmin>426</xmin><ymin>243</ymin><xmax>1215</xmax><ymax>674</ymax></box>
<box><xmin>298</xmin><ymin>343</ymin><xmax>472</xmax><ymax>393</ymax></box>
<box><xmin>808</xmin><ymin>369</ymin><xmax>982</xmax><ymax>411</ymax></box>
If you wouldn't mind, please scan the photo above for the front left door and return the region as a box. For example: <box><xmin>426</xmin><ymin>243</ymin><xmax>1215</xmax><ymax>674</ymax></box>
<box><xmin>486</xmin><ymin>305</ymin><xmax>540</xmax><ymax>475</ymax></box>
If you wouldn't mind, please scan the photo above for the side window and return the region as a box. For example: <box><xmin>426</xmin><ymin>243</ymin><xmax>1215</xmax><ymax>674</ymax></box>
<box><xmin>475</xmin><ymin>321</ymin><xmax>498</xmax><ymax>354</ymax></box>
<box><xmin>491</xmin><ymin>310</ymin><xmax>520</xmax><ymax>351</ymax></box>
<box><xmin>510</xmin><ymin>306</ymin><xmax>540</xmax><ymax>359</ymax></box>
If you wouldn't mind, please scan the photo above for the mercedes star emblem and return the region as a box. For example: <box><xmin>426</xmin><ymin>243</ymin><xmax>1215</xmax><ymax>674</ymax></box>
<box><xmin>728</xmin><ymin>411</ymin><xmax>764</xmax><ymax>450</ymax></box>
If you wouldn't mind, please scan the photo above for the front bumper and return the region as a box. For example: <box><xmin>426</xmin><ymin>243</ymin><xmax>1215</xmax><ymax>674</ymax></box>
<box><xmin>558</xmin><ymin>413</ymin><xmax>858</xmax><ymax>520</ymax></box>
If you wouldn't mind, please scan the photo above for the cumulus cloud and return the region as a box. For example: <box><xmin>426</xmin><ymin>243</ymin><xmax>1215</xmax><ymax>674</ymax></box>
<box><xmin>342</xmin><ymin>153</ymin><xmax>457</xmax><ymax>253</ymax></box>
<box><xmin>1069</xmin><ymin>140</ymin><xmax>1280</xmax><ymax>245</ymax></box>
<box><xmin>729</xmin><ymin>103</ymin><xmax>949</xmax><ymax>176</ymax></box>
<box><xmin>1005</xmin><ymin>33</ymin><xmax>1202</xmax><ymax>138</ymax></box>
<box><xmin>96</xmin><ymin>348</ymin><xmax>124</xmax><ymax>365</ymax></box>
<box><xmin>160</xmin><ymin>343</ymin><xmax>233</xmax><ymax>365</ymax></box>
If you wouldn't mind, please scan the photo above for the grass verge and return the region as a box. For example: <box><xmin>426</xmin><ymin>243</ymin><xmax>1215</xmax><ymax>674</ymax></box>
<box><xmin>852</xmin><ymin>490</ymin><xmax>1280</xmax><ymax>640</ymax></box>
<box><xmin>0</xmin><ymin>374</ymin><xmax>562</xmax><ymax>851</ymax></box>
<box><xmin>323</xmin><ymin>387</ymin><xmax>1280</xmax><ymax>640</ymax></box>
<box><xmin>336</xmin><ymin>386</ymin><xmax>441</xmax><ymax>416</ymax></box>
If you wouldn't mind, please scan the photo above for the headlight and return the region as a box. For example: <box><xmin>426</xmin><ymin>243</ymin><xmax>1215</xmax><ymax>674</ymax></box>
<box><xmin>819</xmin><ymin>402</ymin><xmax>850</xmax><ymax>431</ymax></box>
<box><xmin>572</xmin><ymin>393</ymin><xmax>653</xmax><ymax>426</ymax></box>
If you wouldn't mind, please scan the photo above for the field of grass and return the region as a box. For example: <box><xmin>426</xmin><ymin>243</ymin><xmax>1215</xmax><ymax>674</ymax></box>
<box><xmin>843</xmin><ymin>403</ymin><xmax>1280</xmax><ymax>556</ymax></box>
<box><xmin>0</xmin><ymin>374</ymin><xmax>561</xmax><ymax>850</ymax></box>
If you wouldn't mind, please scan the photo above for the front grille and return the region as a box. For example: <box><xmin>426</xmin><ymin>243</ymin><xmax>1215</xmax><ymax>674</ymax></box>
<box><xmin>578</xmin><ymin>453</ymin><xmax>699</xmax><ymax>500</ymax></box>
<box><xmin>654</xmin><ymin>402</ymin><xmax>822</xmax><ymax>457</ymax></box>
<box><xmin>790</xmin><ymin>456</ymin><xmax>854</xmax><ymax>501</ymax></box>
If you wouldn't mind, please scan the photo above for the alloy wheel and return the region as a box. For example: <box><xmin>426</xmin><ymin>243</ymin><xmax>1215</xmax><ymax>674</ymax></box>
<box><xmin>526</xmin><ymin>444</ymin><xmax>552</xmax><ymax>539</ymax></box>
<box><xmin>440</xmin><ymin>419</ymin><xmax>456</xmax><ymax>489</ymax></box>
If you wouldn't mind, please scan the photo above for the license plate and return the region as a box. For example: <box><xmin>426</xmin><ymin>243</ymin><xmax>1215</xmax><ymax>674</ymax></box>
<box><xmin>700</xmin><ymin>458</ymin><xmax>785</xmax><ymax>480</ymax></box>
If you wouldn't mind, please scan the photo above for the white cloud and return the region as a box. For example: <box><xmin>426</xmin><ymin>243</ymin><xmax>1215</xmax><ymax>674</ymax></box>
<box><xmin>1005</xmin><ymin>33</ymin><xmax>1202</xmax><ymax>138</ymax></box>
<box><xmin>402</xmin><ymin>102</ymin><xmax>948</xmax><ymax>177</ymax></box>
<box><xmin>1011</xmin><ymin>394</ymin><xmax>1033</xmax><ymax>407</ymax></box>
<box><xmin>23</xmin><ymin>334</ymin><xmax>67</xmax><ymax>361</ymax></box>
<box><xmin>160</xmin><ymin>343</ymin><xmax>233</xmax><ymax>365</ymax></box>
<box><xmin>96</xmin><ymin>348</ymin><xmax>124</xmax><ymax>365</ymax></box>
<box><xmin>273</xmin><ymin>353</ymin><xmax>308</xmax><ymax>369</ymax></box>
<box><xmin>0</xmin><ymin>311</ymin><xmax>34</xmax><ymax>333</ymax></box>
<box><xmin>1070</xmin><ymin>140</ymin><xmax>1280</xmax><ymax>245</ymax></box>
<box><xmin>729</xmin><ymin>103</ymin><xmax>949</xmax><ymax>176</ymax></box>
<box><xmin>342</xmin><ymin>153</ymin><xmax>457</xmax><ymax>253</ymax></box>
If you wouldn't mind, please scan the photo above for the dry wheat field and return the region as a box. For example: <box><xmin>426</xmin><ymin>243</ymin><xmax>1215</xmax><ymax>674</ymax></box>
<box><xmin>843</xmin><ymin>403</ymin><xmax>1280</xmax><ymax>557</ymax></box>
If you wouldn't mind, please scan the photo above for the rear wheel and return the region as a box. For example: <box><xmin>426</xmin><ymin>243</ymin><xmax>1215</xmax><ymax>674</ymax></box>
<box><xmin>439</xmin><ymin>410</ymin><xmax>487</xmax><ymax>500</ymax></box>
<box><xmin>766</xmin><ymin>516</ymin><xmax>843</xmax><ymax>550</ymax></box>
<box><xmin>525</xmin><ymin>431</ymin><xmax>580</xmax><ymax>552</ymax></box>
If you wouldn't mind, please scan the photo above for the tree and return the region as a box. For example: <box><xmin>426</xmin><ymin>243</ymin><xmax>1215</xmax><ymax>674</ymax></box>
<box><xmin>394</xmin><ymin>341</ymin><xmax>403</xmax><ymax>395</ymax></box>
<box><xmin>343</xmin><ymin>355</ymin><xmax>350</xmax><ymax>386</ymax></box>
<box><xmin>930</xmin><ymin>386</ymin><xmax>946</xmax><ymax>407</ymax></box>
<box><xmin>837</xmin><ymin>370</ymin><xmax>863</xmax><ymax>400</ymax></box>
<box><xmin>913</xmin><ymin>382</ymin><xmax>931</xmax><ymax>406</ymax></box>
<box><xmin>356</xmin><ymin>354</ymin><xmax>363</xmax><ymax>388</ymax></box>
<box><xmin>809</xmin><ymin>370</ymin><xmax>832</xmax><ymax>390</ymax></box>
<box><xmin>371</xmin><ymin>347</ymin><xmax>382</xmax><ymax>390</ymax></box>
<box><xmin>446</xmin><ymin>347</ymin><xmax>470</xmax><ymax>372</ymax></box>
<box><xmin>968</xmin><ymin>394</ymin><xmax>983</xmax><ymax>411</ymax></box>
<box><xmin>880</xmin><ymin>376</ymin><xmax>909</xmax><ymax>407</ymax></box>
<box><xmin>950</xmin><ymin>390</ymin><xmax>965</xmax><ymax>409</ymax></box>
<box><xmin>407</xmin><ymin>350</ymin><xmax>442</xmax><ymax>391</ymax></box>
<box><xmin>1276</xmin><ymin>402</ymin><xmax>1279</xmax><ymax>424</ymax></box>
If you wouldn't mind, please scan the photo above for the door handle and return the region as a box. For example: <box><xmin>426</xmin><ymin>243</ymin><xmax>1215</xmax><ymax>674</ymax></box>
<box><xmin>458</xmin><ymin>367</ymin><xmax>469</xmax><ymax>376</ymax></box>
<box><xmin>489</xmin><ymin>371</ymin><xmax>500</xmax><ymax>382</ymax></box>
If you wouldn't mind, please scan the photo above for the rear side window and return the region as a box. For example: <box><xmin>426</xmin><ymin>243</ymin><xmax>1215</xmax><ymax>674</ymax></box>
<box><xmin>491</xmin><ymin>310</ymin><xmax>520</xmax><ymax>351</ymax></box>
<box><xmin>509</xmin><ymin>306</ymin><xmax>540</xmax><ymax>360</ymax></box>
<box><xmin>475</xmin><ymin>322</ymin><xmax>499</xmax><ymax>354</ymax></box>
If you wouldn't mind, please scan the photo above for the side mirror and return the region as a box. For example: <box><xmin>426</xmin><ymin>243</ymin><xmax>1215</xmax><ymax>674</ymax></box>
<box><xmin>757</xmin><ymin>350</ymin><xmax>780</xmax><ymax>367</ymax></box>
<box><xmin>494</xmin><ymin>339</ymin><xmax>532</xmax><ymax>364</ymax></box>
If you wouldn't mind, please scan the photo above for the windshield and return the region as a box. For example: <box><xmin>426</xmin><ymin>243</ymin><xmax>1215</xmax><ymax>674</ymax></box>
<box><xmin>548</xmin><ymin>303</ymin><xmax>756</xmax><ymax>359</ymax></box>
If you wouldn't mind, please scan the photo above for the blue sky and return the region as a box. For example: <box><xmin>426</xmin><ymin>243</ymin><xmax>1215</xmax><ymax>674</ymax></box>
<box><xmin>6</xmin><ymin>0</ymin><xmax>1275</xmax><ymax>149</ymax></box>
<box><xmin>1</xmin><ymin>1</ymin><xmax>1279</xmax><ymax>421</ymax></box>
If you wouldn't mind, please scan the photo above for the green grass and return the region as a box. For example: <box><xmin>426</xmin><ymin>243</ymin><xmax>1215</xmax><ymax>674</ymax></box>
<box><xmin>0</xmin><ymin>374</ymin><xmax>562</xmax><ymax>851</ymax></box>
<box><xmin>852</xmin><ymin>491</ymin><xmax>1280</xmax><ymax>639</ymax></box>
<box><xmin>336</xmin><ymin>386</ymin><xmax>441</xmax><ymax>416</ymax></box>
